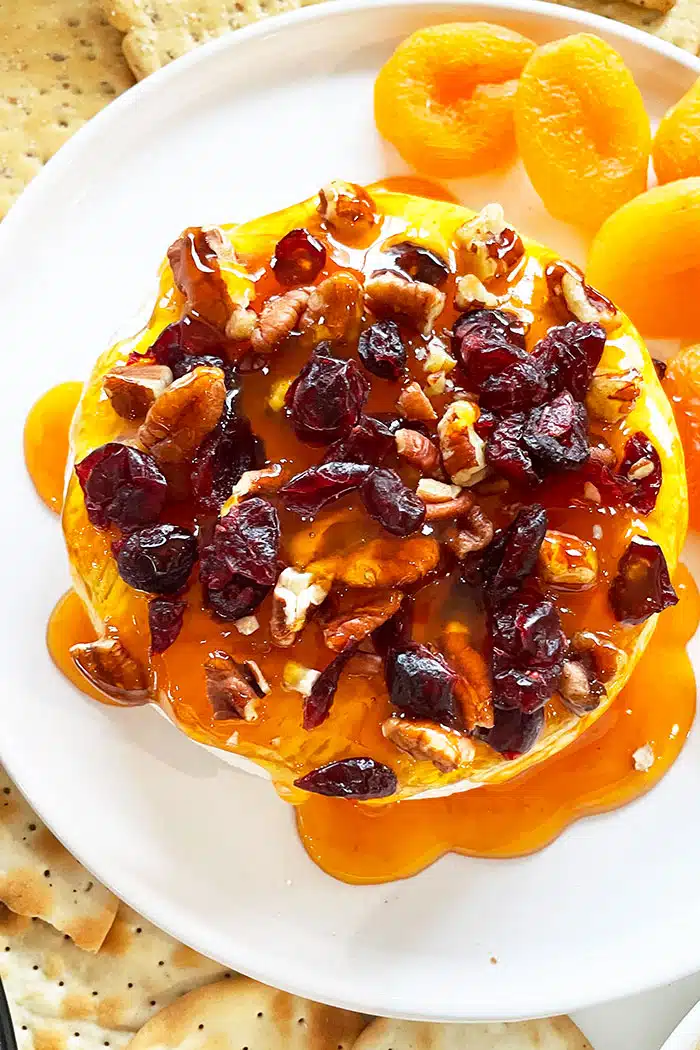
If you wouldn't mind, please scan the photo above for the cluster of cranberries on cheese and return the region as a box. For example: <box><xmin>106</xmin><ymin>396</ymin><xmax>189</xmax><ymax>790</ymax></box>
<box><xmin>62</xmin><ymin>181</ymin><xmax>686</xmax><ymax>803</ymax></box>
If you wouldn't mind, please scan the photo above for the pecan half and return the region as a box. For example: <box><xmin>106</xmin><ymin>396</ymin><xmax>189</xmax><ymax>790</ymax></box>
<box><xmin>443</xmin><ymin>504</ymin><xmax>494</xmax><ymax>557</ymax></box>
<box><xmin>270</xmin><ymin>567</ymin><xmax>330</xmax><ymax>647</ymax></box>
<box><xmin>454</xmin><ymin>274</ymin><xmax>500</xmax><ymax>311</ymax></box>
<box><xmin>585</xmin><ymin>368</ymin><xmax>641</xmax><ymax>422</ymax></box>
<box><xmin>382</xmin><ymin>717</ymin><xmax>475</xmax><ymax>773</ymax></box>
<box><xmin>397</xmin><ymin>381</ymin><xmax>437</xmax><ymax>422</ymax></box>
<box><xmin>438</xmin><ymin>400</ymin><xmax>487</xmax><ymax>487</ymax></box>
<box><xmin>538</xmin><ymin>530</ymin><xmax>598</xmax><ymax>589</ymax></box>
<box><xmin>395</xmin><ymin>428</ymin><xmax>440</xmax><ymax>474</ymax></box>
<box><xmin>138</xmin><ymin>366</ymin><xmax>226</xmax><ymax>474</ymax></box>
<box><xmin>168</xmin><ymin>227</ymin><xmax>237</xmax><ymax>330</ymax></box>
<box><xmin>71</xmin><ymin>638</ymin><xmax>148</xmax><ymax>706</ymax></box>
<box><xmin>318</xmin><ymin>180</ymin><xmax>378</xmax><ymax>242</ymax></box>
<box><xmin>204</xmin><ymin>650</ymin><xmax>265</xmax><ymax>722</ymax></box>
<box><xmin>250</xmin><ymin>288</ymin><xmax>310</xmax><ymax>354</ymax></box>
<box><xmin>546</xmin><ymin>261</ymin><xmax>618</xmax><ymax>329</ymax></box>
<box><xmin>103</xmin><ymin>363</ymin><xmax>173</xmax><ymax>420</ymax></box>
<box><xmin>455</xmin><ymin>203</ymin><xmax>525</xmax><ymax>283</ymax></box>
<box><xmin>364</xmin><ymin>271</ymin><xmax>445</xmax><ymax>337</ymax></box>
<box><xmin>442</xmin><ymin>623</ymin><xmax>494</xmax><ymax>730</ymax></box>
<box><xmin>299</xmin><ymin>272</ymin><xmax>363</xmax><ymax>346</ymax></box>
<box><xmin>323</xmin><ymin>590</ymin><xmax>403</xmax><ymax>652</ymax></box>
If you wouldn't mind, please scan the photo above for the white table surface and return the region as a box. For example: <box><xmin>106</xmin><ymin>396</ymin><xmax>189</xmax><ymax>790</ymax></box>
<box><xmin>574</xmin><ymin>972</ymin><xmax>700</xmax><ymax>1049</ymax></box>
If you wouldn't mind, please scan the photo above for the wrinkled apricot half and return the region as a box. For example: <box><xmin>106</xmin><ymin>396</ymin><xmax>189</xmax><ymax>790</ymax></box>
<box><xmin>374</xmin><ymin>22</ymin><xmax>536</xmax><ymax>177</ymax></box>
<box><xmin>514</xmin><ymin>34</ymin><xmax>650</xmax><ymax>229</ymax></box>
<box><xmin>653</xmin><ymin>77</ymin><xmax>700</xmax><ymax>184</ymax></box>
<box><xmin>587</xmin><ymin>178</ymin><xmax>700</xmax><ymax>341</ymax></box>
<box><xmin>665</xmin><ymin>344</ymin><xmax>700</xmax><ymax>528</ymax></box>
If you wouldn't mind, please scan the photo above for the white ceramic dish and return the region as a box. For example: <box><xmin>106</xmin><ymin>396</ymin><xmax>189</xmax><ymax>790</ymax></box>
<box><xmin>2</xmin><ymin>0</ymin><xmax>700</xmax><ymax>1022</ymax></box>
<box><xmin>662</xmin><ymin>1001</ymin><xmax>700</xmax><ymax>1050</ymax></box>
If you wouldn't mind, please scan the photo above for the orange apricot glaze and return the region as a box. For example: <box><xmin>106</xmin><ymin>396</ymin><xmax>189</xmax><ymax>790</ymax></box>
<box><xmin>24</xmin><ymin>381</ymin><xmax>83</xmax><ymax>513</ymax></box>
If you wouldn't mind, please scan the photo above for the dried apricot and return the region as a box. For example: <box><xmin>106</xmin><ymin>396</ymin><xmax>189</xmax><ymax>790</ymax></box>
<box><xmin>587</xmin><ymin>178</ymin><xmax>700</xmax><ymax>340</ymax></box>
<box><xmin>653</xmin><ymin>77</ymin><xmax>700</xmax><ymax>184</ymax></box>
<box><xmin>514</xmin><ymin>34</ymin><xmax>650</xmax><ymax>229</ymax></box>
<box><xmin>374</xmin><ymin>22</ymin><xmax>536</xmax><ymax>177</ymax></box>
<box><xmin>664</xmin><ymin>344</ymin><xmax>700</xmax><ymax>528</ymax></box>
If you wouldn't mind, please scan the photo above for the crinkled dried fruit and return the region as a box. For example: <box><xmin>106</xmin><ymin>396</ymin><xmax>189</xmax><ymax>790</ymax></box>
<box><xmin>480</xmin><ymin>357</ymin><xmax>548</xmax><ymax>415</ymax></box>
<box><xmin>117</xmin><ymin>524</ymin><xmax>197</xmax><ymax>594</ymax></box>
<box><xmin>271</xmin><ymin>228</ymin><xmax>326</xmax><ymax>286</ymax></box>
<box><xmin>294</xmin><ymin>757</ymin><xmax>397</xmax><ymax>799</ymax></box>
<box><xmin>285</xmin><ymin>347</ymin><xmax>369</xmax><ymax>445</ymax></box>
<box><xmin>531</xmin><ymin>321</ymin><xmax>606</xmax><ymax>400</ymax></box>
<box><xmin>452</xmin><ymin>308</ymin><xmax>527</xmax><ymax>385</ymax></box>
<box><xmin>358</xmin><ymin>319</ymin><xmax>407</xmax><ymax>380</ymax></box>
<box><xmin>464</xmin><ymin>504</ymin><xmax>547</xmax><ymax>604</ymax></box>
<box><xmin>279</xmin><ymin>462</ymin><xmax>371</xmax><ymax>517</ymax></box>
<box><xmin>619</xmin><ymin>432</ymin><xmax>662</xmax><ymax>515</ymax></box>
<box><xmin>303</xmin><ymin>645</ymin><xmax>358</xmax><ymax>730</ymax></box>
<box><xmin>135</xmin><ymin>315</ymin><xmax>234</xmax><ymax>384</ymax></box>
<box><xmin>490</xmin><ymin>592</ymin><xmax>566</xmax><ymax>712</ymax></box>
<box><xmin>609</xmin><ymin>535</ymin><xmax>678</xmax><ymax>624</ymax></box>
<box><xmin>149</xmin><ymin>598</ymin><xmax>186</xmax><ymax>653</ymax></box>
<box><xmin>191</xmin><ymin>389</ymin><xmax>265</xmax><ymax>513</ymax></box>
<box><xmin>361</xmin><ymin>467</ymin><xmax>426</xmax><ymax>536</ymax></box>
<box><xmin>385</xmin><ymin>242</ymin><xmax>450</xmax><ymax>287</ymax></box>
<box><xmin>386</xmin><ymin>642</ymin><xmax>462</xmax><ymax>727</ymax></box>
<box><xmin>486</xmin><ymin>413</ymin><xmax>538</xmax><ymax>485</ymax></box>
<box><xmin>75</xmin><ymin>443</ymin><xmax>167</xmax><ymax>529</ymax></box>
<box><xmin>523</xmin><ymin>391</ymin><xmax>589</xmax><ymax>471</ymax></box>
<box><xmin>322</xmin><ymin>415</ymin><xmax>395</xmax><ymax>465</ymax></box>
<box><xmin>200</xmin><ymin>497</ymin><xmax>280</xmax><ymax>619</ymax></box>
<box><xmin>476</xmin><ymin>706</ymin><xmax>544</xmax><ymax>757</ymax></box>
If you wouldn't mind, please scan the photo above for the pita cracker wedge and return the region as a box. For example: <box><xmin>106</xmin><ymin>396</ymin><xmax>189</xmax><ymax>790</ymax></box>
<box><xmin>0</xmin><ymin>901</ymin><xmax>228</xmax><ymax>1050</ymax></box>
<box><xmin>127</xmin><ymin>975</ymin><xmax>368</xmax><ymax>1050</ymax></box>
<box><xmin>351</xmin><ymin>1016</ymin><xmax>593</xmax><ymax>1050</ymax></box>
<box><xmin>0</xmin><ymin>768</ymin><xmax>118</xmax><ymax>951</ymax></box>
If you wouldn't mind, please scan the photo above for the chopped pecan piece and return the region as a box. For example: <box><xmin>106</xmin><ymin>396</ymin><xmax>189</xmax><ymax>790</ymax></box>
<box><xmin>443</xmin><ymin>504</ymin><xmax>494</xmax><ymax>557</ymax></box>
<box><xmin>586</xmin><ymin>367</ymin><xmax>641</xmax><ymax>422</ymax></box>
<box><xmin>225</xmin><ymin>305</ymin><xmax>258</xmax><ymax>341</ymax></box>
<box><xmin>220</xmin><ymin>465</ymin><xmax>284</xmax><ymax>515</ymax></box>
<box><xmin>557</xmin><ymin>658</ymin><xmax>602</xmax><ymax>716</ymax></box>
<box><xmin>382</xmin><ymin>717</ymin><xmax>475</xmax><ymax>773</ymax></box>
<box><xmin>423</xmin><ymin>493</ymin><xmax>475</xmax><ymax>520</ymax></box>
<box><xmin>397</xmin><ymin>381</ymin><xmax>437</xmax><ymax>422</ymax></box>
<box><xmin>546</xmin><ymin>261</ymin><xmax>618</xmax><ymax>329</ymax></box>
<box><xmin>323</xmin><ymin>590</ymin><xmax>403</xmax><ymax>652</ymax></box>
<box><xmin>347</xmin><ymin>651</ymin><xmax>384</xmax><ymax>678</ymax></box>
<box><xmin>317</xmin><ymin>180</ymin><xmax>378</xmax><ymax>242</ymax></box>
<box><xmin>538</xmin><ymin>530</ymin><xmax>598</xmax><ymax>589</ymax></box>
<box><xmin>455</xmin><ymin>203</ymin><xmax>525</xmax><ymax>283</ymax></box>
<box><xmin>299</xmin><ymin>272</ymin><xmax>363</xmax><ymax>346</ymax></box>
<box><xmin>311</xmin><ymin>535</ymin><xmax>440</xmax><ymax>589</ymax></box>
<box><xmin>395</xmin><ymin>428</ymin><xmax>440</xmax><ymax>474</ymax></box>
<box><xmin>71</xmin><ymin>637</ymin><xmax>148</xmax><ymax>706</ymax></box>
<box><xmin>454</xmin><ymin>273</ymin><xmax>500</xmax><ymax>311</ymax></box>
<box><xmin>250</xmin><ymin>288</ymin><xmax>310</xmax><ymax>354</ymax></box>
<box><xmin>204</xmin><ymin>650</ymin><xmax>265</xmax><ymax>722</ymax></box>
<box><xmin>416</xmin><ymin>478</ymin><xmax>461</xmax><ymax>503</ymax></box>
<box><xmin>270</xmin><ymin>567</ymin><xmax>330</xmax><ymax>647</ymax></box>
<box><xmin>137</xmin><ymin>366</ymin><xmax>226</xmax><ymax>480</ymax></box>
<box><xmin>282</xmin><ymin>661</ymin><xmax>321</xmax><ymax>696</ymax></box>
<box><xmin>442</xmin><ymin>623</ymin><xmax>494</xmax><ymax>730</ymax></box>
<box><xmin>438</xmin><ymin>400</ymin><xmax>487</xmax><ymax>486</ymax></box>
<box><xmin>103</xmin><ymin>364</ymin><xmax>173</xmax><ymax>420</ymax></box>
<box><xmin>570</xmin><ymin>630</ymin><xmax>627</xmax><ymax>683</ymax></box>
<box><xmin>365</xmin><ymin>271</ymin><xmax>445</xmax><ymax>336</ymax></box>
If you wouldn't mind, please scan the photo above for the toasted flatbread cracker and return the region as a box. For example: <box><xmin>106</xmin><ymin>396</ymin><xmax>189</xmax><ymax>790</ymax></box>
<box><xmin>128</xmin><ymin>975</ymin><xmax>368</xmax><ymax>1050</ymax></box>
<box><xmin>0</xmin><ymin>768</ymin><xmax>118</xmax><ymax>951</ymax></box>
<box><xmin>0</xmin><ymin>0</ymin><xmax>134</xmax><ymax>218</ymax></box>
<box><xmin>553</xmin><ymin>0</ymin><xmax>700</xmax><ymax>51</ymax></box>
<box><xmin>0</xmin><ymin>902</ymin><xmax>229</xmax><ymax>1050</ymax></box>
<box><xmin>351</xmin><ymin>1016</ymin><xmax>593</xmax><ymax>1050</ymax></box>
<box><xmin>100</xmin><ymin>0</ymin><xmax>312</xmax><ymax>79</ymax></box>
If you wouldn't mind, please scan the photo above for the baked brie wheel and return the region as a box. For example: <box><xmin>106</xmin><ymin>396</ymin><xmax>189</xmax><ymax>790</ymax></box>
<box><xmin>63</xmin><ymin>183</ymin><xmax>687</xmax><ymax>803</ymax></box>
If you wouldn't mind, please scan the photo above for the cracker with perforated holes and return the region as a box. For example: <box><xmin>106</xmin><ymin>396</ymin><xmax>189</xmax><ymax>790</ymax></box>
<box><xmin>0</xmin><ymin>768</ymin><xmax>118</xmax><ymax>951</ymax></box>
<box><xmin>128</xmin><ymin>975</ymin><xmax>369</xmax><ymax>1050</ymax></box>
<box><xmin>0</xmin><ymin>901</ymin><xmax>229</xmax><ymax>1050</ymax></box>
<box><xmin>351</xmin><ymin>1016</ymin><xmax>593</xmax><ymax>1050</ymax></box>
<box><xmin>0</xmin><ymin>0</ymin><xmax>134</xmax><ymax>218</ymax></box>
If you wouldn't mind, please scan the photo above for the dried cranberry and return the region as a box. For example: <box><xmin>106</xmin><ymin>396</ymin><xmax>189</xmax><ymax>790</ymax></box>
<box><xmin>303</xmin><ymin>646</ymin><xmax>357</xmax><ymax>730</ymax></box>
<box><xmin>582</xmin><ymin>456</ymin><xmax>635</xmax><ymax>507</ymax></box>
<box><xmin>465</xmin><ymin>504</ymin><xmax>547</xmax><ymax>605</ymax></box>
<box><xmin>149</xmin><ymin>598</ymin><xmax>186</xmax><ymax>653</ymax></box>
<box><xmin>358</xmin><ymin>320</ymin><xmax>407</xmax><ymax>380</ymax></box>
<box><xmin>75</xmin><ymin>443</ymin><xmax>167</xmax><ymax>529</ymax></box>
<box><xmin>384</xmin><ymin>242</ymin><xmax>449</xmax><ymax>287</ymax></box>
<box><xmin>480</xmin><ymin>357</ymin><xmax>549</xmax><ymax>415</ymax></box>
<box><xmin>531</xmin><ymin>321</ymin><xmax>606</xmax><ymax>400</ymax></box>
<box><xmin>477</xmin><ymin>707</ymin><xmax>544</xmax><ymax>757</ymax></box>
<box><xmin>453</xmin><ymin>308</ymin><xmax>526</xmax><ymax>362</ymax></box>
<box><xmin>200</xmin><ymin>497</ymin><xmax>280</xmax><ymax>619</ymax></box>
<box><xmin>286</xmin><ymin>347</ymin><xmax>369</xmax><ymax>445</ymax></box>
<box><xmin>135</xmin><ymin>316</ymin><xmax>233</xmax><ymax>382</ymax></box>
<box><xmin>486</xmin><ymin>414</ymin><xmax>538</xmax><ymax>485</ymax></box>
<box><xmin>294</xmin><ymin>757</ymin><xmax>397</xmax><ymax>799</ymax></box>
<box><xmin>491</xmin><ymin>593</ymin><xmax>566</xmax><ymax>712</ymax></box>
<box><xmin>361</xmin><ymin>468</ymin><xmax>426</xmax><ymax>536</ymax></box>
<box><xmin>271</xmin><ymin>229</ymin><xmax>326</xmax><ymax>286</ymax></box>
<box><xmin>609</xmin><ymin>536</ymin><xmax>678</xmax><ymax>624</ymax></box>
<box><xmin>372</xmin><ymin>597</ymin><xmax>413</xmax><ymax>661</ymax></box>
<box><xmin>653</xmin><ymin>357</ymin><xmax>667</xmax><ymax>381</ymax></box>
<box><xmin>192</xmin><ymin>389</ymin><xmax>265</xmax><ymax>512</ymax></box>
<box><xmin>474</xmin><ymin>411</ymin><xmax>497</xmax><ymax>440</ymax></box>
<box><xmin>206</xmin><ymin>576</ymin><xmax>270</xmax><ymax>621</ymax></box>
<box><xmin>619</xmin><ymin>432</ymin><xmax>662</xmax><ymax>515</ymax></box>
<box><xmin>523</xmin><ymin>392</ymin><xmax>589</xmax><ymax>471</ymax></box>
<box><xmin>322</xmin><ymin>415</ymin><xmax>394</xmax><ymax>465</ymax></box>
<box><xmin>386</xmin><ymin>642</ymin><xmax>461</xmax><ymax>727</ymax></box>
<box><xmin>279</xmin><ymin>462</ymin><xmax>371</xmax><ymax>516</ymax></box>
<box><xmin>117</xmin><ymin>524</ymin><xmax>197</xmax><ymax>594</ymax></box>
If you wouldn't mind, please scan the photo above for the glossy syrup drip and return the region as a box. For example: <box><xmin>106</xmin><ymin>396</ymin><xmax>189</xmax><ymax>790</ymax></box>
<box><xmin>24</xmin><ymin>382</ymin><xmax>83</xmax><ymax>513</ymax></box>
<box><xmin>295</xmin><ymin>567</ymin><xmax>699</xmax><ymax>883</ymax></box>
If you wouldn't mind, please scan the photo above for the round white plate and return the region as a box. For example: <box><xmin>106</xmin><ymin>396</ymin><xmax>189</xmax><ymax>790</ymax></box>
<box><xmin>2</xmin><ymin>0</ymin><xmax>700</xmax><ymax>1022</ymax></box>
<box><xmin>662</xmin><ymin>1001</ymin><xmax>700</xmax><ymax>1050</ymax></box>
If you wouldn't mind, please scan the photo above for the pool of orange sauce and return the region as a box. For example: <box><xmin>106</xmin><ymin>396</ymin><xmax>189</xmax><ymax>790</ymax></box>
<box><xmin>23</xmin><ymin>381</ymin><xmax>83</xmax><ymax>513</ymax></box>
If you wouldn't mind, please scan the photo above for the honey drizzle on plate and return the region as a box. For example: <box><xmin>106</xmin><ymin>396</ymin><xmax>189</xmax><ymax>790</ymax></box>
<box><xmin>24</xmin><ymin>382</ymin><xmax>82</xmax><ymax>513</ymax></box>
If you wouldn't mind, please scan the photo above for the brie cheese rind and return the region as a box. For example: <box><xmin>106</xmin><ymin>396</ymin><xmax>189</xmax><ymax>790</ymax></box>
<box><xmin>62</xmin><ymin>187</ymin><xmax>687</xmax><ymax>803</ymax></box>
